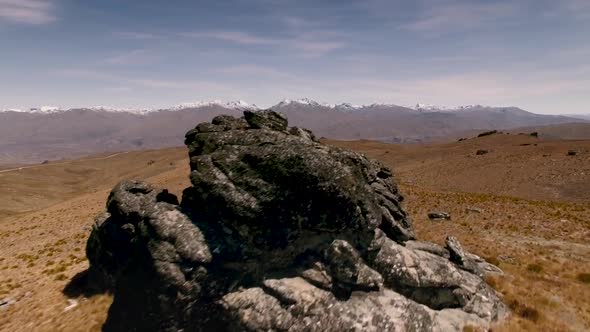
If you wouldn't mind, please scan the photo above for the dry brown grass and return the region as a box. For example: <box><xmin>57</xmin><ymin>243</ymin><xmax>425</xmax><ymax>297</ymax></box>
<box><xmin>331</xmin><ymin>137</ymin><xmax>590</xmax><ymax>331</ymax></box>
<box><xmin>0</xmin><ymin>147</ymin><xmax>190</xmax><ymax>332</ymax></box>
<box><xmin>1</xmin><ymin>136</ymin><xmax>589</xmax><ymax>331</ymax></box>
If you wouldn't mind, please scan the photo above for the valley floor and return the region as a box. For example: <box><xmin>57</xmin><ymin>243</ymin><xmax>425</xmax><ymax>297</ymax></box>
<box><xmin>1</xmin><ymin>135</ymin><xmax>589</xmax><ymax>331</ymax></box>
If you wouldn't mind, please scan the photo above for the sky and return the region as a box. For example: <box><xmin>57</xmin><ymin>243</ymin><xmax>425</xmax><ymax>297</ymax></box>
<box><xmin>0</xmin><ymin>0</ymin><xmax>589</xmax><ymax>114</ymax></box>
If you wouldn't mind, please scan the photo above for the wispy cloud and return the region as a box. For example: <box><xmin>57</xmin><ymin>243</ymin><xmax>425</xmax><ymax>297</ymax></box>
<box><xmin>183</xmin><ymin>31</ymin><xmax>278</xmax><ymax>45</ymax></box>
<box><xmin>401</xmin><ymin>0</ymin><xmax>519</xmax><ymax>34</ymax></box>
<box><xmin>560</xmin><ymin>0</ymin><xmax>590</xmax><ymax>19</ymax></box>
<box><xmin>103</xmin><ymin>49</ymin><xmax>158</xmax><ymax>66</ymax></box>
<box><xmin>182</xmin><ymin>30</ymin><xmax>345</xmax><ymax>57</ymax></box>
<box><xmin>53</xmin><ymin>68</ymin><xmax>236</xmax><ymax>93</ymax></box>
<box><xmin>217</xmin><ymin>64</ymin><xmax>292</xmax><ymax>78</ymax></box>
<box><xmin>0</xmin><ymin>0</ymin><xmax>56</xmax><ymax>24</ymax></box>
<box><xmin>113</xmin><ymin>31</ymin><xmax>160</xmax><ymax>40</ymax></box>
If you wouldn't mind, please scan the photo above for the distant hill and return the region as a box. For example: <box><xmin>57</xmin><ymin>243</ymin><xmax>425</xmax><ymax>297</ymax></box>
<box><xmin>0</xmin><ymin>99</ymin><xmax>586</xmax><ymax>164</ymax></box>
<box><xmin>563</xmin><ymin>114</ymin><xmax>590</xmax><ymax>121</ymax></box>
<box><xmin>272</xmin><ymin>100</ymin><xmax>585</xmax><ymax>142</ymax></box>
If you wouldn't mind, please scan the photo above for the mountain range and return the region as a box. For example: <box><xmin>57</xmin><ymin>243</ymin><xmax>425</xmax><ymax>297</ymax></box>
<box><xmin>1</xmin><ymin>98</ymin><xmax>587</xmax><ymax>165</ymax></box>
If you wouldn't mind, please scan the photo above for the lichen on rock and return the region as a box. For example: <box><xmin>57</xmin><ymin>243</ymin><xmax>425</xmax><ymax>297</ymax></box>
<box><xmin>85</xmin><ymin>110</ymin><xmax>508</xmax><ymax>332</ymax></box>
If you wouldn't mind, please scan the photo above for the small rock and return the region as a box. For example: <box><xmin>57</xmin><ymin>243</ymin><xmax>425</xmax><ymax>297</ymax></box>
<box><xmin>497</xmin><ymin>255</ymin><xmax>515</xmax><ymax>264</ymax></box>
<box><xmin>465</xmin><ymin>207</ymin><xmax>483</xmax><ymax>214</ymax></box>
<box><xmin>0</xmin><ymin>297</ymin><xmax>16</xmax><ymax>310</ymax></box>
<box><xmin>567</xmin><ymin>150</ymin><xmax>577</xmax><ymax>156</ymax></box>
<box><xmin>64</xmin><ymin>299</ymin><xmax>78</xmax><ymax>312</ymax></box>
<box><xmin>428</xmin><ymin>211</ymin><xmax>451</xmax><ymax>220</ymax></box>
<box><xmin>476</xmin><ymin>149</ymin><xmax>489</xmax><ymax>155</ymax></box>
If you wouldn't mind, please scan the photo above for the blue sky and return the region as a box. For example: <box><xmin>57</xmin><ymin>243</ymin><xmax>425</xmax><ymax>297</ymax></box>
<box><xmin>0</xmin><ymin>0</ymin><xmax>589</xmax><ymax>113</ymax></box>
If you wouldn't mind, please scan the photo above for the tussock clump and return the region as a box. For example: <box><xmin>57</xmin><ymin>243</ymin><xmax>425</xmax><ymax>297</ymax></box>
<box><xmin>577</xmin><ymin>273</ymin><xmax>590</xmax><ymax>284</ymax></box>
<box><xmin>477</xmin><ymin>130</ymin><xmax>498</xmax><ymax>137</ymax></box>
<box><xmin>507</xmin><ymin>299</ymin><xmax>541</xmax><ymax>322</ymax></box>
<box><xmin>526</xmin><ymin>263</ymin><xmax>543</xmax><ymax>273</ymax></box>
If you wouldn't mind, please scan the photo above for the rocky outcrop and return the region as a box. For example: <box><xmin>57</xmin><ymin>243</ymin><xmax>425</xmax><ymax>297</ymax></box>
<box><xmin>85</xmin><ymin>110</ymin><xmax>508</xmax><ymax>331</ymax></box>
<box><xmin>86</xmin><ymin>181</ymin><xmax>211</xmax><ymax>331</ymax></box>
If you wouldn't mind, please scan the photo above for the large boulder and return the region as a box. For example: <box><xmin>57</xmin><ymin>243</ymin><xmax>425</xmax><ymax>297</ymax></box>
<box><xmin>85</xmin><ymin>110</ymin><xmax>508</xmax><ymax>331</ymax></box>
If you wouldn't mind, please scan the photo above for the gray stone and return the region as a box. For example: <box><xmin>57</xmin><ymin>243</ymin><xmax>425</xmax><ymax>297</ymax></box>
<box><xmin>86</xmin><ymin>180</ymin><xmax>211</xmax><ymax>332</ymax></box>
<box><xmin>465</xmin><ymin>207</ymin><xmax>483</xmax><ymax>214</ymax></box>
<box><xmin>405</xmin><ymin>240</ymin><xmax>451</xmax><ymax>258</ymax></box>
<box><xmin>244</xmin><ymin>109</ymin><xmax>288</xmax><ymax>131</ymax></box>
<box><xmin>428</xmin><ymin>211</ymin><xmax>451</xmax><ymax>220</ymax></box>
<box><xmin>84</xmin><ymin>110</ymin><xmax>508</xmax><ymax>332</ymax></box>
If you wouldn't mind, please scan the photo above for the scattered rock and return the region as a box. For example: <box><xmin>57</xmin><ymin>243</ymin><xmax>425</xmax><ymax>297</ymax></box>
<box><xmin>465</xmin><ymin>207</ymin><xmax>483</xmax><ymax>214</ymax></box>
<box><xmin>497</xmin><ymin>255</ymin><xmax>516</xmax><ymax>264</ymax></box>
<box><xmin>0</xmin><ymin>297</ymin><xmax>16</xmax><ymax>311</ymax></box>
<box><xmin>476</xmin><ymin>149</ymin><xmax>489</xmax><ymax>155</ymax></box>
<box><xmin>477</xmin><ymin>130</ymin><xmax>498</xmax><ymax>138</ymax></box>
<box><xmin>64</xmin><ymin>299</ymin><xmax>78</xmax><ymax>312</ymax></box>
<box><xmin>428</xmin><ymin>211</ymin><xmax>451</xmax><ymax>220</ymax></box>
<box><xmin>84</xmin><ymin>110</ymin><xmax>508</xmax><ymax>332</ymax></box>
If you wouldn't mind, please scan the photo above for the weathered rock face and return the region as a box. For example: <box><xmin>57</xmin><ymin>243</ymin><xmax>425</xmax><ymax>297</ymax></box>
<box><xmin>85</xmin><ymin>110</ymin><xmax>508</xmax><ymax>332</ymax></box>
<box><xmin>86</xmin><ymin>181</ymin><xmax>211</xmax><ymax>332</ymax></box>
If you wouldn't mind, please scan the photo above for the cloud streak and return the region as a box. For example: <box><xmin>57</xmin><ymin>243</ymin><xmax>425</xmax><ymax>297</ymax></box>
<box><xmin>103</xmin><ymin>50</ymin><xmax>159</xmax><ymax>66</ymax></box>
<box><xmin>400</xmin><ymin>0</ymin><xmax>519</xmax><ymax>34</ymax></box>
<box><xmin>0</xmin><ymin>0</ymin><xmax>56</xmax><ymax>24</ymax></box>
<box><xmin>113</xmin><ymin>31</ymin><xmax>160</xmax><ymax>40</ymax></box>
<box><xmin>182</xmin><ymin>30</ymin><xmax>346</xmax><ymax>57</ymax></box>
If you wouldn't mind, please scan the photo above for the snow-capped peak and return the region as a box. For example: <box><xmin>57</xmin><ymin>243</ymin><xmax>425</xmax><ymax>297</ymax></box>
<box><xmin>275</xmin><ymin>98</ymin><xmax>364</xmax><ymax>111</ymax></box>
<box><xmin>0</xmin><ymin>108</ymin><xmax>25</xmax><ymax>113</ymax></box>
<box><xmin>276</xmin><ymin>98</ymin><xmax>324</xmax><ymax>107</ymax></box>
<box><xmin>334</xmin><ymin>103</ymin><xmax>362</xmax><ymax>111</ymax></box>
<box><xmin>84</xmin><ymin>106</ymin><xmax>152</xmax><ymax>114</ymax></box>
<box><xmin>173</xmin><ymin>100</ymin><xmax>259</xmax><ymax>111</ymax></box>
<box><xmin>409</xmin><ymin>103</ymin><xmax>483</xmax><ymax>112</ymax></box>
<box><xmin>27</xmin><ymin>106</ymin><xmax>64</xmax><ymax>113</ymax></box>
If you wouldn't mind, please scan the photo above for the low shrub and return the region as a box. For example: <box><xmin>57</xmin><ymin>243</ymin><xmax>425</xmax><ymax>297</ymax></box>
<box><xmin>526</xmin><ymin>263</ymin><xmax>543</xmax><ymax>273</ymax></box>
<box><xmin>577</xmin><ymin>273</ymin><xmax>590</xmax><ymax>284</ymax></box>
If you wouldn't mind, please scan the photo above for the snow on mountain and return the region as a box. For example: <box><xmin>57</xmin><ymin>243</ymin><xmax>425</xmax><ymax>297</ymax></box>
<box><xmin>172</xmin><ymin>100</ymin><xmax>259</xmax><ymax>111</ymax></box>
<box><xmin>1</xmin><ymin>100</ymin><xmax>524</xmax><ymax>115</ymax></box>
<box><xmin>84</xmin><ymin>106</ymin><xmax>152</xmax><ymax>115</ymax></box>
<box><xmin>25</xmin><ymin>106</ymin><xmax>64</xmax><ymax>114</ymax></box>
<box><xmin>275</xmin><ymin>98</ymin><xmax>327</xmax><ymax>108</ymax></box>
<box><xmin>334</xmin><ymin>103</ymin><xmax>363</xmax><ymax>111</ymax></box>
<box><xmin>274</xmin><ymin>98</ymin><xmax>364</xmax><ymax>111</ymax></box>
<box><xmin>0</xmin><ymin>108</ymin><xmax>25</xmax><ymax>113</ymax></box>
<box><xmin>273</xmin><ymin>99</ymin><xmax>489</xmax><ymax>112</ymax></box>
<box><xmin>409</xmin><ymin>103</ymin><xmax>483</xmax><ymax>112</ymax></box>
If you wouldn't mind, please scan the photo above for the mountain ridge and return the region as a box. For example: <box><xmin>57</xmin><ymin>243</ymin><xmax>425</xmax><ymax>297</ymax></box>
<box><xmin>1</xmin><ymin>102</ymin><xmax>587</xmax><ymax>165</ymax></box>
<box><xmin>0</xmin><ymin>98</ymin><xmax>549</xmax><ymax>115</ymax></box>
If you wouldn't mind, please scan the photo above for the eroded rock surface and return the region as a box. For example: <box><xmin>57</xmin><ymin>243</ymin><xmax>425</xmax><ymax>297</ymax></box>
<box><xmin>85</xmin><ymin>110</ymin><xmax>508</xmax><ymax>331</ymax></box>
